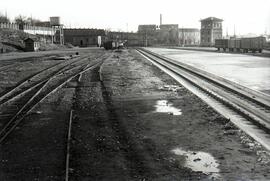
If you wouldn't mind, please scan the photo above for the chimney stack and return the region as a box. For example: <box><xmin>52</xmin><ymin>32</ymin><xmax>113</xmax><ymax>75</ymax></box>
<box><xmin>160</xmin><ymin>14</ymin><xmax>162</xmax><ymax>26</ymax></box>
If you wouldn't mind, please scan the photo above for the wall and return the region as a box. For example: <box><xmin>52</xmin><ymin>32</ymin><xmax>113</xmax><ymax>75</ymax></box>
<box><xmin>64</xmin><ymin>28</ymin><xmax>106</xmax><ymax>47</ymax></box>
<box><xmin>179</xmin><ymin>28</ymin><xmax>200</xmax><ymax>46</ymax></box>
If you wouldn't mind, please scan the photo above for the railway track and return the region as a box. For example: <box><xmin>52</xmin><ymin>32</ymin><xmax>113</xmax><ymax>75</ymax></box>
<box><xmin>137</xmin><ymin>48</ymin><xmax>270</xmax><ymax>150</ymax></box>
<box><xmin>0</xmin><ymin>54</ymin><xmax>107</xmax><ymax>143</ymax></box>
<box><xmin>0</xmin><ymin>54</ymin><xmax>90</xmax><ymax>104</ymax></box>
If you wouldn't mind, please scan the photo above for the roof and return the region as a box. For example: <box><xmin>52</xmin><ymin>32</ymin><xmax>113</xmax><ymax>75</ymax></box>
<box><xmin>24</xmin><ymin>37</ymin><xmax>39</xmax><ymax>42</ymax></box>
<box><xmin>138</xmin><ymin>24</ymin><xmax>156</xmax><ymax>27</ymax></box>
<box><xmin>63</xmin><ymin>28</ymin><xmax>106</xmax><ymax>36</ymax></box>
<box><xmin>179</xmin><ymin>28</ymin><xmax>200</xmax><ymax>32</ymax></box>
<box><xmin>200</xmin><ymin>17</ymin><xmax>223</xmax><ymax>22</ymax></box>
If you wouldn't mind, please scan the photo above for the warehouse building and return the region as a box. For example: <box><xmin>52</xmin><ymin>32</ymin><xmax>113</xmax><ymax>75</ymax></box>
<box><xmin>63</xmin><ymin>28</ymin><xmax>106</xmax><ymax>47</ymax></box>
<box><xmin>200</xmin><ymin>17</ymin><xmax>223</xmax><ymax>46</ymax></box>
<box><xmin>179</xmin><ymin>28</ymin><xmax>200</xmax><ymax>46</ymax></box>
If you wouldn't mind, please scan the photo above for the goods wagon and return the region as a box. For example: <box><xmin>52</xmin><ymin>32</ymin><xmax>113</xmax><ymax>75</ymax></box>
<box><xmin>228</xmin><ymin>39</ymin><xmax>241</xmax><ymax>52</ymax></box>
<box><xmin>240</xmin><ymin>37</ymin><xmax>265</xmax><ymax>53</ymax></box>
<box><xmin>215</xmin><ymin>39</ymin><xmax>229</xmax><ymax>51</ymax></box>
<box><xmin>103</xmin><ymin>41</ymin><xmax>124</xmax><ymax>50</ymax></box>
<box><xmin>103</xmin><ymin>41</ymin><xmax>118</xmax><ymax>50</ymax></box>
<box><xmin>215</xmin><ymin>36</ymin><xmax>266</xmax><ymax>53</ymax></box>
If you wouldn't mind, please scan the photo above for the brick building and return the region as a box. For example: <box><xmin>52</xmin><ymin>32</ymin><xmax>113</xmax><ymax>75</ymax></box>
<box><xmin>179</xmin><ymin>28</ymin><xmax>200</xmax><ymax>46</ymax></box>
<box><xmin>63</xmin><ymin>28</ymin><xmax>106</xmax><ymax>47</ymax></box>
<box><xmin>200</xmin><ymin>17</ymin><xmax>223</xmax><ymax>46</ymax></box>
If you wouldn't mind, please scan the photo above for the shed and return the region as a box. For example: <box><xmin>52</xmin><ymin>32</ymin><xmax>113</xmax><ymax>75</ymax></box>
<box><xmin>24</xmin><ymin>37</ymin><xmax>40</xmax><ymax>52</ymax></box>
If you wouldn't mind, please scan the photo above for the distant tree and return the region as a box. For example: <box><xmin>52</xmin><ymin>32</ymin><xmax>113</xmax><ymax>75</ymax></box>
<box><xmin>0</xmin><ymin>13</ymin><xmax>10</xmax><ymax>23</ymax></box>
<box><xmin>14</xmin><ymin>15</ymin><xmax>27</xmax><ymax>30</ymax></box>
<box><xmin>26</xmin><ymin>17</ymin><xmax>42</xmax><ymax>26</ymax></box>
<box><xmin>14</xmin><ymin>15</ymin><xmax>27</xmax><ymax>25</ymax></box>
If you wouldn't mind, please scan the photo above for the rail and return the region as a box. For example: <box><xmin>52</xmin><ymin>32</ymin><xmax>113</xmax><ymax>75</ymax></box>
<box><xmin>137</xmin><ymin>48</ymin><xmax>270</xmax><ymax>150</ymax></box>
<box><xmin>0</xmin><ymin>54</ymin><xmax>106</xmax><ymax>143</ymax></box>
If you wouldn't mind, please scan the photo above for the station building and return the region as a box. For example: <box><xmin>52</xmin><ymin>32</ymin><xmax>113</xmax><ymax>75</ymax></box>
<box><xmin>63</xmin><ymin>28</ymin><xmax>106</xmax><ymax>47</ymax></box>
<box><xmin>178</xmin><ymin>28</ymin><xmax>200</xmax><ymax>46</ymax></box>
<box><xmin>200</xmin><ymin>17</ymin><xmax>223</xmax><ymax>46</ymax></box>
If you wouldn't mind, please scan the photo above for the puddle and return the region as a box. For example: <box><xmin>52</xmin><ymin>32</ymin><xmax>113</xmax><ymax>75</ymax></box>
<box><xmin>154</xmin><ymin>100</ymin><xmax>182</xmax><ymax>115</ymax></box>
<box><xmin>159</xmin><ymin>85</ymin><xmax>182</xmax><ymax>92</ymax></box>
<box><xmin>172</xmin><ymin>148</ymin><xmax>220</xmax><ymax>178</ymax></box>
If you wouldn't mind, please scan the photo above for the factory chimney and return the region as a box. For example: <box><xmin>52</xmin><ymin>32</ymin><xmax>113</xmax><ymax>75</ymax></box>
<box><xmin>160</xmin><ymin>14</ymin><xmax>162</xmax><ymax>26</ymax></box>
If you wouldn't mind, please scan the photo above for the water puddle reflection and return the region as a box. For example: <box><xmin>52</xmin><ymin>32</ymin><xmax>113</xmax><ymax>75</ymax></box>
<box><xmin>155</xmin><ymin>100</ymin><xmax>182</xmax><ymax>115</ymax></box>
<box><xmin>159</xmin><ymin>85</ymin><xmax>182</xmax><ymax>92</ymax></box>
<box><xmin>172</xmin><ymin>148</ymin><xmax>220</xmax><ymax>178</ymax></box>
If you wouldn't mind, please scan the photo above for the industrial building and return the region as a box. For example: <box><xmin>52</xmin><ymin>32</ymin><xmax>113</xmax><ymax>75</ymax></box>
<box><xmin>137</xmin><ymin>25</ymin><xmax>157</xmax><ymax>46</ymax></box>
<box><xmin>200</xmin><ymin>17</ymin><xmax>223</xmax><ymax>46</ymax></box>
<box><xmin>158</xmin><ymin>24</ymin><xmax>179</xmax><ymax>45</ymax></box>
<box><xmin>63</xmin><ymin>28</ymin><xmax>106</xmax><ymax>47</ymax></box>
<box><xmin>178</xmin><ymin>28</ymin><xmax>200</xmax><ymax>46</ymax></box>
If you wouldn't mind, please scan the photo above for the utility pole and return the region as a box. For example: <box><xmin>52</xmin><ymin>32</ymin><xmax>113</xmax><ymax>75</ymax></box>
<box><xmin>234</xmin><ymin>24</ymin><xmax>236</xmax><ymax>38</ymax></box>
<box><xmin>126</xmin><ymin>23</ymin><xmax>129</xmax><ymax>48</ymax></box>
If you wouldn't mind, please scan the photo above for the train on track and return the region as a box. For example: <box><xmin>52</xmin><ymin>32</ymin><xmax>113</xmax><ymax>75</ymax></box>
<box><xmin>215</xmin><ymin>36</ymin><xmax>267</xmax><ymax>53</ymax></box>
<box><xmin>103</xmin><ymin>41</ymin><xmax>125</xmax><ymax>50</ymax></box>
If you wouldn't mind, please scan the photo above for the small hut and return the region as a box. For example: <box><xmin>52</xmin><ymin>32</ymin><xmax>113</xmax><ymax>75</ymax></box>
<box><xmin>24</xmin><ymin>37</ymin><xmax>40</xmax><ymax>52</ymax></box>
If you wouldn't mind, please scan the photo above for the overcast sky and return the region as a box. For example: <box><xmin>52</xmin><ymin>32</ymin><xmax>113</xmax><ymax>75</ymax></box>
<box><xmin>1</xmin><ymin>0</ymin><xmax>270</xmax><ymax>35</ymax></box>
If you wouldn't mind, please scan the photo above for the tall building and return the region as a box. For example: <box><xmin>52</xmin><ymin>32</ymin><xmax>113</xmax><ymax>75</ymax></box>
<box><xmin>200</xmin><ymin>17</ymin><xmax>223</xmax><ymax>46</ymax></box>
<box><xmin>179</xmin><ymin>28</ymin><xmax>200</xmax><ymax>46</ymax></box>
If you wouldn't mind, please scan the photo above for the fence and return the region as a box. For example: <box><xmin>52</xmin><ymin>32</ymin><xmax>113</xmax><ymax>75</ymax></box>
<box><xmin>0</xmin><ymin>23</ymin><xmax>19</xmax><ymax>30</ymax></box>
<box><xmin>0</xmin><ymin>22</ymin><xmax>55</xmax><ymax>36</ymax></box>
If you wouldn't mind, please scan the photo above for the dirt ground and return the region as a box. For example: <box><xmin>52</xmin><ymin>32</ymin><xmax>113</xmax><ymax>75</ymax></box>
<box><xmin>0</xmin><ymin>48</ymin><xmax>270</xmax><ymax>180</ymax></box>
<box><xmin>70</xmin><ymin>49</ymin><xmax>270</xmax><ymax>180</ymax></box>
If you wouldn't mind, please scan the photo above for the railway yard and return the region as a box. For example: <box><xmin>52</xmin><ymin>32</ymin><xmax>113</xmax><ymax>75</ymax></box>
<box><xmin>0</xmin><ymin>47</ymin><xmax>270</xmax><ymax>180</ymax></box>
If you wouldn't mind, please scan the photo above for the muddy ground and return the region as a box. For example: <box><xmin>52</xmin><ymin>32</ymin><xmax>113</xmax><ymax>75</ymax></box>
<box><xmin>0</xmin><ymin>48</ymin><xmax>269</xmax><ymax>180</ymax></box>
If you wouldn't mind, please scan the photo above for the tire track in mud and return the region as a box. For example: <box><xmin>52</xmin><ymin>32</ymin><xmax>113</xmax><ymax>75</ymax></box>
<box><xmin>100</xmin><ymin>74</ymin><xmax>154</xmax><ymax>179</ymax></box>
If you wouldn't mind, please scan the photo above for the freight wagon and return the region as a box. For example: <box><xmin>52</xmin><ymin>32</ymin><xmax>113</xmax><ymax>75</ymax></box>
<box><xmin>215</xmin><ymin>39</ymin><xmax>229</xmax><ymax>51</ymax></box>
<box><xmin>103</xmin><ymin>41</ymin><xmax>118</xmax><ymax>50</ymax></box>
<box><xmin>228</xmin><ymin>38</ymin><xmax>241</xmax><ymax>52</ymax></box>
<box><xmin>103</xmin><ymin>41</ymin><xmax>124</xmax><ymax>50</ymax></box>
<box><xmin>240</xmin><ymin>37</ymin><xmax>265</xmax><ymax>53</ymax></box>
<box><xmin>215</xmin><ymin>36</ymin><xmax>266</xmax><ymax>53</ymax></box>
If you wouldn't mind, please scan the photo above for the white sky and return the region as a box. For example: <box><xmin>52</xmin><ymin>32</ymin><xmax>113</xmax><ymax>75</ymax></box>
<box><xmin>1</xmin><ymin>0</ymin><xmax>270</xmax><ymax>35</ymax></box>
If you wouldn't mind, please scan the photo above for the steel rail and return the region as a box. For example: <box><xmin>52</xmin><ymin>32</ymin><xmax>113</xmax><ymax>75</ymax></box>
<box><xmin>0</xmin><ymin>57</ymin><xmax>104</xmax><ymax>143</ymax></box>
<box><xmin>0</xmin><ymin>55</ymin><xmax>89</xmax><ymax>104</ymax></box>
<box><xmin>138</xmin><ymin>48</ymin><xmax>270</xmax><ymax>127</ymax></box>
<box><xmin>137</xmin><ymin>48</ymin><xmax>270</xmax><ymax>150</ymax></box>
